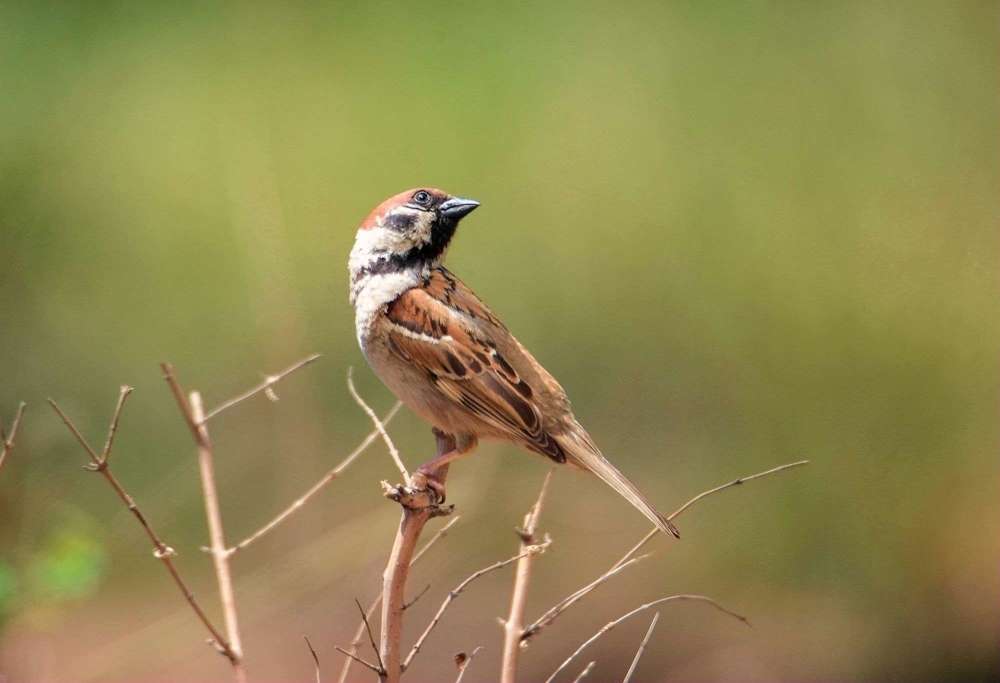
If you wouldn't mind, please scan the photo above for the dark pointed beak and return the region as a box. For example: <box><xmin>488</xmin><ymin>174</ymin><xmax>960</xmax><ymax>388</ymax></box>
<box><xmin>439</xmin><ymin>197</ymin><xmax>480</xmax><ymax>221</ymax></box>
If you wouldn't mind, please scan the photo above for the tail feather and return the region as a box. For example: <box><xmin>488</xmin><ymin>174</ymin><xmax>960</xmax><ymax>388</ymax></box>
<box><xmin>558</xmin><ymin>427</ymin><xmax>680</xmax><ymax>538</ymax></box>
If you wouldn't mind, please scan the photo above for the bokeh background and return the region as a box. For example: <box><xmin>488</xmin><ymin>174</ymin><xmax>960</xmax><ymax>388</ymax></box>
<box><xmin>1</xmin><ymin>2</ymin><xmax>997</xmax><ymax>681</ymax></box>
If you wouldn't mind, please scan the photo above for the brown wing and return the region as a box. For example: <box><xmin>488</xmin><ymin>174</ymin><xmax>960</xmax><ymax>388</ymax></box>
<box><xmin>384</xmin><ymin>270</ymin><xmax>566</xmax><ymax>462</ymax></box>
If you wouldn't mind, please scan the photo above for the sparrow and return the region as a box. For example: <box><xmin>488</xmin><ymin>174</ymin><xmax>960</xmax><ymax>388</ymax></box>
<box><xmin>348</xmin><ymin>188</ymin><xmax>678</xmax><ymax>537</ymax></box>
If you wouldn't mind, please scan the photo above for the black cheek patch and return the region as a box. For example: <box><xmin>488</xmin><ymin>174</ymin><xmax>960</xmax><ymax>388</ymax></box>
<box><xmin>384</xmin><ymin>213</ymin><xmax>416</xmax><ymax>232</ymax></box>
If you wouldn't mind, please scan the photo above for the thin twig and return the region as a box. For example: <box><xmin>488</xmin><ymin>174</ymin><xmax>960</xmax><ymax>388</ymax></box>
<box><xmin>201</xmin><ymin>353</ymin><xmax>322</xmax><ymax>423</ymax></box>
<box><xmin>520</xmin><ymin>554</ymin><xmax>650</xmax><ymax>643</ymax></box>
<box><xmin>355</xmin><ymin>598</ymin><xmax>385</xmax><ymax>674</ymax></box>
<box><xmin>616</xmin><ymin>459</ymin><xmax>811</xmax><ymax>572</ymax></box>
<box><xmin>621</xmin><ymin>612</ymin><xmax>659</xmax><ymax>683</ymax></box>
<box><xmin>454</xmin><ymin>646</ymin><xmax>484</xmax><ymax>683</ymax></box>
<box><xmin>304</xmin><ymin>636</ymin><xmax>322</xmax><ymax>683</ymax></box>
<box><xmin>402</xmin><ymin>583</ymin><xmax>431</xmax><ymax>611</ymax></box>
<box><xmin>347</xmin><ymin>368</ymin><xmax>408</xmax><ymax>480</ymax></box>
<box><xmin>334</xmin><ymin>647</ymin><xmax>382</xmax><ymax>675</ymax></box>
<box><xmin>544</xmin><ymin>595</ymin><xmax>748</xmax><ymax>683</ymax></box>
<box><xmin>189</xmin><ymin>391</ymin><xmax>246</xmax><ymax>682</ymax></box>
<box><xmin>101</xmin><ymin>387</ymin><xmax>132</xmax><ymax>463</ymax></box>
<box><xmin>47</xmin><ymin>396</ymin><xmax>238</xmax><ymax>667</ymax></box>
<box><xmin>0</xmin><ymin>402</ymin><xmax>26</xmax><ymax>472</ymax></box>
<box><xmin>403</xmin><ymin>537</ymin><xmax>551</xmax><ymax>671</ymax></box>
<box><xmin>500</xmin><ymin>469</ymin><xmax>554</xmax><ymax>683</ymax></box>
<box><xmin>522</xmin><ymin>459</ymin><xmax>809</xmax><ymax>645</ymax></box>
<box><xmin>570</xmin><ymin>661</ymin><xmax>596</xmax><ymax>683</ymax></box>
<box><xmin>336</xmin><ymin>515</ymin><xmax>460</xmax><ymax>683</ymax></box>
<box><xmin>228</xmin><ymin>402</ymin><xmax>402</xmax><ymax>556</ymax></box>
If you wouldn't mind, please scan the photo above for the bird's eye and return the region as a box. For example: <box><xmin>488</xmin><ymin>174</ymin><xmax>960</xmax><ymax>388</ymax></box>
<box><xmin>412</xmin><ymin>190</ymin><xmax>432</xmax><ymax>207</ymax></box>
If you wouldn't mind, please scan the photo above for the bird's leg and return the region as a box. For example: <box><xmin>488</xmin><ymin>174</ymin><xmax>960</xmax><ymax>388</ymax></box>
<box><xmin>410</xmin><ymin>429</ymin><xmax>477</xmax><ymax>504</ymax></box>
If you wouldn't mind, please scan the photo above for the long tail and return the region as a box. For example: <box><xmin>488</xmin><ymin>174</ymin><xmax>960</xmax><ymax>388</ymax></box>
<box><xmin>557</xmin><ymin>426</ymin><xmax>680</xmax><ymax>538</ymax></box>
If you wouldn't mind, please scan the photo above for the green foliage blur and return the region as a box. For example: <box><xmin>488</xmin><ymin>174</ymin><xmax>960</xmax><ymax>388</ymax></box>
<box><xmin>1</xmin><ymin>2</ymin><xmax>997</xmax><ymax>681</ymax></box>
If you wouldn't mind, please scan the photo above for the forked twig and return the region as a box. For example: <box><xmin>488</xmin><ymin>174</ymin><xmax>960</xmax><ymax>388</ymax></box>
<box><xmin>334</xmin><ymin>646</ymin><xmax>382</xmax><ymax>675</ymax></box>
<box><xmin>0</xmin><ymin>401</ymin><xmax>27</xmax><ymax>472</ymax></box>
<box><xmin>47</xmin><ymin>395</ymin><xmax>239</xmax><ymax>668</ymax></box>
<box><xmin>347</xmin><ymin>368</ymin><xmax>408</xmax><ymax>480</ymax></box>
<box><xmin>200</xmin><ymin>353</ymin><xmax>322</xmax><ymax>423</ymax></box>
<box><xmin>544</xmin><ymin>595</ymin><xmax>748</xmax><ymax>683</ymax></box>
<box><xmin>500</xmin><ymin>469</ymin><xmax>554</xmax><ymax>683</ymax></box>
<box><xmin>521</xmin><ymin>459</ymin><xmax>809</xmax><ymax>645</ymax></box>
<box><xmin>229</xmin><ymin>401</ymin><xmax>402</xmax><ymax>556</ymax></box>
<box><xmin>621</xmin><ymin>612</ymin><xmax>659</xmax><ymax>683</ymax></box>
<box><xmin>336</xmin><ymin>515</ymin><xmax>461</xmax><ymax>683</ymax></box>
<box><xmin>403</xmin><ymin>537</ymin><xmax>551</xmax><ymax>671</ymax></box>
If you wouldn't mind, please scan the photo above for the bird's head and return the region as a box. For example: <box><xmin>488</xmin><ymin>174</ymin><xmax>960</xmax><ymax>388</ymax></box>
<box><xmin>350</xmin><ymin>187</ymin><xmax>479</xmax><ymax>273</ymax></box>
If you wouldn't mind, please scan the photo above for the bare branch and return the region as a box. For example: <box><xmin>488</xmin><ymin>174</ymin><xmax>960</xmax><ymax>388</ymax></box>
<box><xmin>453</xmin><ymin>646</ymin><xmax>484</xmax><ymax>683</ymax></box>
<box><xmin>501</xmin><ymin>469</ymin><xmax>554</xmax><ymax>683</ymax></box>
<box><xmin>189</xmin><ymin>391</ymin><xmax>245</xmax><ymax>681</ymax></box>
<box><xmin>47</xmin><ymin>395</ymin><xmax>238</xmax><ymax>667</ymax></box>
<box><xmin>334</xmin><ymin>646</ymin><xmax>382</xmax><ymax>676</ymax></box>
<box><xmin>347</xmin><ymin>367</ymin><xmax>408</xmax><ymax>480</ymax></box>
<box><xmin>201</xmin><ymin>353</ymin><xmax>322</xmax><ymax>423</ymax></box>
<box><xmin>336</xmin><ymin>515</ymin><xmax>460</xmax><ymax>683</ymax></box>
<box><xmin>570</xmin><ymin>661</ymin><xmax>596</xmax><ymax>683</ymax></box>
<box><xmin>355</xmin><ymin>598</ymin><xmax>385</xmax><ymax>675</ymax></box>
<box><xmin>621</xmin><ymin>612</ymin><xmax>659</xmax><ymax>683</ymax></box>
<box><xmin>0</xmin><ymin>401</ymin><xmax>26</xmax><ymax>472</ymax></box>
<box><xmin>404</xmin><ymin>536</ymin><xmax>551</xmax><ymax>671</ymax></box>
<box><xmin>228</xmin><ymin>402</ymin><xmax>403</xmax><ymax>556</ymax></box>
<box><xmin>626</xmin><ymin>459</ymin><xmax>811</xmax><ymax>571</ymax></box>
<box><xmin>304</xmin><ymin>636</ymin><xmax>322</xmax><ymax>683</ymax></box>
<box><xmin>379</xmin><ymin>434</ymin><xmax>457</xmax><ymax>683</ymax></box>
<box><xmin>520</xmin><ymin>554</ymin><xmax>650</xmax><ymax>644</ymax></box>
<box><xmin>402</xmin><ymin>583</ymin><xmax>431</xmax><ymax>611</ymax></box>
<box><xmin>545</xmin><ymin>595</ymin><xmax>748</xmax><ymax>683</ymax></box>
<box><xmin>100</xmin><ymin>386</ymin><xmax>133</xmax><ymax>463</ymax></box>
<box><xmin>522</xmin><ymin>459</ymin><xmax>810</xmax><ymax>646</ymax></box>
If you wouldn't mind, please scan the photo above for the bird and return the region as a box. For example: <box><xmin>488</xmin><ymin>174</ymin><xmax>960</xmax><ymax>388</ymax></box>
<box><xmin>348</xmin><ymin>187</ymin><xmax>679</xmax><ymax>537</ymax></box>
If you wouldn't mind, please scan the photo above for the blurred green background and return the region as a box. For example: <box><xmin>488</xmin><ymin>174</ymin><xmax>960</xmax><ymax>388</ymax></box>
<box><xmin>1</xmin><ymin>1</ymin><xmax>997</xmax><ymax>681</ymax></box>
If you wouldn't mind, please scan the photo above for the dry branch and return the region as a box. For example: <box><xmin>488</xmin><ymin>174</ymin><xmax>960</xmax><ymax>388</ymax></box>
<box><xmin>305</xmin><ymin>636</ymin><xmax>322</xmax><ymax>683</ymax></box>
<box><xmin>404</xmin><ymin>536</ymin><xmax>551</xmax><ymax>671</ymax></box>
<box><xmin>544</xmin><ymin>595</ymin><xmax>747</xmax><ymax>683</ymax></box>
<box><xmin>200</xmin><ymin>353</ymin><xmax>322</xmax><ymax>423</ymax></box>
<box><xmin>621</xmin><ymin>612</ymin><xmax>659</xmax><ymax>683</ymax></box>
<box><xmin>0</xmin><ymin>401</ymin><xmax>26</xmax><ymax>472</ymax></box>
<box><xmin>161</xmin><ymin>364</ymin><xmax>246</xmax><ymax>682</ymax></box>
<box><xmin>570</xmin><ymin>661</ymin><xmax>596</xmax><ymax>683</ymax></box>
<box><xmin>229</xmin><ymin>401</ymin><xmax>402</xmax><ymax>556</ymax></box>
<box><xmin>336</xmin><ymin>515</ymin><xmax>461</xmax><ymax>683</ymax></box>
<box><xmin>347</xmin><ymin>368</ymin><xmax>408</xmax><ymax>480</ymax></box>
<box><xmin>378</xmin><ymin>475</ymin><xmax>453</xmax><ymax>683</ymax></box>
<box><xmin>47</xmin><ymin>393</ymin><xmax>239</xmax><ymax>667</ymax></box>
<box><xmin>500</xmin><ymin>469</ymin><xmax>553</xmax><ymax>683</ymax></box>
<box><xmin>521</xmin><ymin>459</ymin><xmax>809</xmax><ymax>646</ymax></box>
<box><xmin>453</xmin><ymin>646</ymin><xmax>484</xmax><ymax>683</ymax></box>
